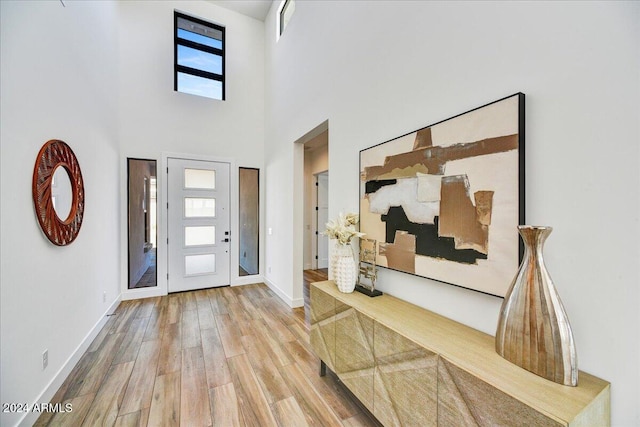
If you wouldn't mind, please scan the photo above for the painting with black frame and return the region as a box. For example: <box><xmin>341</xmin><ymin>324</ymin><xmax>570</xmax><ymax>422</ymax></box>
<box><xmin>359</xmin><ymin>93</ymin><xmax>525</xmax><ymax>297</ymax></box>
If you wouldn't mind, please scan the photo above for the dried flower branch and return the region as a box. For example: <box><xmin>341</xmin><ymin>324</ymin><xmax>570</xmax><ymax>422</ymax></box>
<box><xmin>324</xmin><ymin>212</ymin><xmax>365</xmax><ymax>245</ymax></box>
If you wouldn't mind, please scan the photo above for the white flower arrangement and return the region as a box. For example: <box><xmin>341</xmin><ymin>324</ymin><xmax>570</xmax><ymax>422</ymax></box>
<box><xmin>324</xmin><ymin>212</ymin><xmax>365</xmax><ymax>245</ymax></box>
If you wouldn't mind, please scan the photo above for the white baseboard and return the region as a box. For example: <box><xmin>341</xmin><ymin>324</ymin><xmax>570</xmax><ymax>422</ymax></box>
<box><xmin>263</xmin><ymin>277</ymin><xmax>304</xmax><ymax>308</ymax></box>
<box><xmin>121</xmin><ymin>285</ymin><xmax>166</xmax><ymax>301</ymax></box>
<box><xmin>18</xmin><ymin>295</ymin><xmax>122</xmax><ymax>427</ymax></box>
<box><xmin>120</xmin><ymin>274</ymin><xmax>266</xmax><ymax>299</ymax></box>
<box><xmin>232</xmin><ymin>274</ymin><xmax>265</xmax><ymax>286</ymax></box>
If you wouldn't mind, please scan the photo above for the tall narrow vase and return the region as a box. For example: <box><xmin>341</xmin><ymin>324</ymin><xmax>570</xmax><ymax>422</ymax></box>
<box><xmin>495</xmin><ymin>226</ymin><xmax>578</xmax><ymax>386</ymax></box>
<box><xmin>332</xmin><ymin>244</ymin><xmax>357</xmax><ymax>293</ymax></box>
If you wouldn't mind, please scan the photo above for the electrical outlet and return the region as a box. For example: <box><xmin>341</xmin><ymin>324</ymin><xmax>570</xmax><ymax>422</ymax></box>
<box><xmin>103</xmin><ymin>291</ymin><xmax>107</xmax><ymax>303</ymax></box>
<box><xmin>42</xmin><ymin>350</ymin><xmax>48</xmax><ymax>370</ymax></box>
<box><xmin>268</xmin><ymin>266</ymin><xmax>272</xmax><ymax>273</ymax></box>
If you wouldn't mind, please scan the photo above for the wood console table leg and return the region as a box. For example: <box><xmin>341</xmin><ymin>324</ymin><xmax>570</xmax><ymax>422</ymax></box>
<box><xmin>320</xmin><ymin>360</ymin><xmax>327</xmax><ymax>377</ymax></box>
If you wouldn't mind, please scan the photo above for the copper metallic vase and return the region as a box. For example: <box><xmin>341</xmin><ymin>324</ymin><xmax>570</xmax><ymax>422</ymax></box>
<box><xmin>495</xmin><ymin>226</ymin><xmax>578</xmax><ymax>386</ymax></box>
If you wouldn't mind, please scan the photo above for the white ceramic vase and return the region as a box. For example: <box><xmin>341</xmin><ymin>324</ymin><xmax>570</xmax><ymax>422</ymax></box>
<box><xmin>332</xmin><ymin>244</ymin><xmax>357</xmax><ymax>293</ymax></box>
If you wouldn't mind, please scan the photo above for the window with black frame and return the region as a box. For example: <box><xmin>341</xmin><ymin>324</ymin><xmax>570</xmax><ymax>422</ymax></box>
<box><xmin>279</xmin><ymin>0</ymin><xmax>295</xmax><ymax>36</ymax></box>
<box><xmin>174</xmin><ymin>11</ymin><xmax>225</xmax><ymax>100</ymax></box>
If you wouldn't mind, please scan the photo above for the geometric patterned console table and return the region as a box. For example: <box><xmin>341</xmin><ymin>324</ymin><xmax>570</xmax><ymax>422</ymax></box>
<box><xmin>310</xmin><ymin>280</ymin><xmax>610</xmax><ymax>426</ymax></box>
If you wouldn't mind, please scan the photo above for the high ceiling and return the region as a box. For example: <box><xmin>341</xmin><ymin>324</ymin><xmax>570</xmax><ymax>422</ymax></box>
<box><xmin>207</xmin><ymin>0</ymin><xmax>274</xmax><ymax>21</ymax></box>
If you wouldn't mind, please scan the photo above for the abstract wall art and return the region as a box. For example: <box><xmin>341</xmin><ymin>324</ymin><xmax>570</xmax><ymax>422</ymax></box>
<box><xmin>359</xmin><ymin>93</ymin><xmax>524</xmax><ymax>297</ymax></box>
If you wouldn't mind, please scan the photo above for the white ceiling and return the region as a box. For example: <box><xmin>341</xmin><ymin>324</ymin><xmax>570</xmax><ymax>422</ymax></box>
<box><xmin>207</xmin><ymin>0</ymin><xmax>274</xmax><ymax>21</ymax></box>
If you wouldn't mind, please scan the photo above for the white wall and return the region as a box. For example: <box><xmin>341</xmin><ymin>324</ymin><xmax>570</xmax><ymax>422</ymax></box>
<box><xmin>264</xmin><ymin>1</ymin><xmax>639</xmax><ymax>425</ymax></box>
<box><xmin>0</xmin><ymin>2</ymin><xmax>121</xmax><ymax>426</ymax></box>
<box><xmin>1</xmin><ymin>1</ymin><xmax>265</xmax><ymax>425</ymax></box>
<box><xmin>115</xmin><ymin>0</ymin><xmax>265</xmax><ymax>298</ymax></box>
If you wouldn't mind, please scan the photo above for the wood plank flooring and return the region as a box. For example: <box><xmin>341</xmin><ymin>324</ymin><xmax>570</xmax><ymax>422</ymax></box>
<box><xmin>35</xmin><ymin>270</ymin><xmax>381</xmax><ymax>426</ymax></box>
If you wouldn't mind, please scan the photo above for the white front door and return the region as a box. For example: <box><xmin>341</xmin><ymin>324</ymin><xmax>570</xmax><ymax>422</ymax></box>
<box><xmin>317</xmin><ymin>172</ymin><xmax>329</xmax><ymax>269</ymax></box>
<box><xmin>168</xmin><ymin>158</ymin><xmax>230</xmax><ymax>292</ymax></box>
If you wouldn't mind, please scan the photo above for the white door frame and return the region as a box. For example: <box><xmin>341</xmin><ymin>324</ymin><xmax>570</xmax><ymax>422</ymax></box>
<box><xmin>314</xmin><ymin>171</ymin><xmax>329</xmax><ymax>269</ymax></box>
<box><xmin>121</xmin><ymin>151</ymin><xmax>261</xmax><ymax>301</ymax></box>
<box><xmin>167</xmin><ymin>157</ymin><xmax>231</xmax><ymax>292</ymax></box>
<box><xmin>160</xmin><ymin>152</ymin><xmax>239</xmax><ymax>293</ymax></box>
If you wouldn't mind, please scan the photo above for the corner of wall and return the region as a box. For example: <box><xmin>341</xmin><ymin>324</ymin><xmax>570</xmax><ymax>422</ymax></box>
<box><xmin>263</xmin><ymin>277</ymin><xmax>303</xmax><ymax>308</ymax></box>
<box><xmin>17</xmin><ymin>294</ymin><xmax>121</xmax><ymax>427</ymax></box>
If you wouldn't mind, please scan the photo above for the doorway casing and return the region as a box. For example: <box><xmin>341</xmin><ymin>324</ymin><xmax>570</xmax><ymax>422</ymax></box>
<box><xmin>121</xmin><ymin>151</ymin><xmax>263</xmax><ymax>301</ymax></box>
<box><xmin>293</xmin><ymin>120</ymin><xmax>329</xmax><ymax>307</ymax></box>
<box><xmin>315</xmin><ymin>171</ymin><xmax>329</xmax><ymax>269</ymax></box>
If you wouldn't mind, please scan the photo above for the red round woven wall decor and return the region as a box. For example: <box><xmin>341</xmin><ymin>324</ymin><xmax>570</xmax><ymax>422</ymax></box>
<box><xmin>32</xmin><ymin>139</ymin><xmax>85</xmax><ymax>246</ymax></box>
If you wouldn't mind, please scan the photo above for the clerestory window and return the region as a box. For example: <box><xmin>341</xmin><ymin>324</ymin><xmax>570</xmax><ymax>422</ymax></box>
<box><xmin>279</xmin><ymin>0</ymin><xmax>295</xmax><ymax>37</ymax></box>
<box><xmin>174</xmin><ymin>11</ymin><xmax>225</xmax><ymax>100</ymax></box>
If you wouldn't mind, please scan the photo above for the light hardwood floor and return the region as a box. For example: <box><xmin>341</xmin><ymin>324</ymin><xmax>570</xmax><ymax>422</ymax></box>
<box><xmin>35</xmin><ymin>271</ymin><xmax>381</xmax><ymax>426</ymax></box>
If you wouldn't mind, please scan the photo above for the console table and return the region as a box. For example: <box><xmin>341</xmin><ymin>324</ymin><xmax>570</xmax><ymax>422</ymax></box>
<box><xmin>310</xmin><ymin>280</ymin><xmax>610</xmax><ymax>426</ymax></box>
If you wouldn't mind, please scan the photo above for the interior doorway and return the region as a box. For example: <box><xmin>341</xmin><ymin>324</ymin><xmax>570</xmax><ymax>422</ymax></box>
<box><xmin>303</xmin><ymin>130</ymin><xmax>328</xmax><ymax>271</ymax></box>
<box><xmin>300</xmin><ymin>124</ymin><xmax>329</xmax><ymax>285</ymax></box>
<box><xmin>292</xmin><ymin>120</ymin><xmax>329</xmax><ymax>309</ymax></box>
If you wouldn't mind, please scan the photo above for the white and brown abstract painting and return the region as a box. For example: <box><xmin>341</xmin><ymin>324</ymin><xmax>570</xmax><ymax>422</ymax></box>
<box><xmin>359</xmin><ymin>94</ymin><xmax>524</xmax><ymax>297</ymax></box>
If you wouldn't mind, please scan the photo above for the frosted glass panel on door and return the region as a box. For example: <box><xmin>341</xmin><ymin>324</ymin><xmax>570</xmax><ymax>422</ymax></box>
<box><xmin>185</xmin><ymin>253</ymin><xmax>216</xmax><ymax>275</ymax></box>
<box><xmin>185</xmin><ymin>226</ymin><xmax>216</xmax><ymax>246</ymax></box>
<box><xmin>184</xmin><ymin>168</ymin><xmax>216</xmax><ymax>189</ymax></box>
<box><xmin>184</xmin><ymin>198</ymin><xmax>215</xmax><ymax>217</ymax></box>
